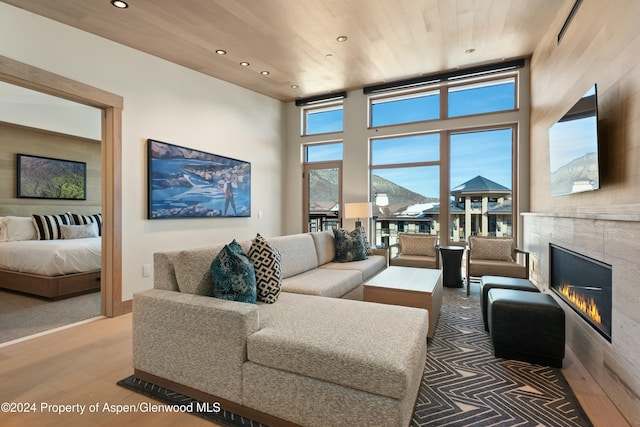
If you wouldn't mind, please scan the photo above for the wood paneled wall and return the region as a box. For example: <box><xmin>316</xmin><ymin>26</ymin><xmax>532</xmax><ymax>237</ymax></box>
<box><xmin>0</xmin><ymin>121</ymin><xmax>102</xmax><ymax>216</ymax></box>
<box><xmin>528</xmin><ymin>1</ymin><xmax>640</xmax><ymax>425</ymax></box>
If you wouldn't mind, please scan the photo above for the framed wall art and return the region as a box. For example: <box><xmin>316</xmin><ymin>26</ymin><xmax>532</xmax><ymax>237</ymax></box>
<box><xmin>147</xmin><ymin>139</ymin><xmax>251</xmax><ymax>219</ymax></box>
<box><xmin>17</xmin><ymin>154</ymin><xmax>87</xmax><ymax>200</ymax></box>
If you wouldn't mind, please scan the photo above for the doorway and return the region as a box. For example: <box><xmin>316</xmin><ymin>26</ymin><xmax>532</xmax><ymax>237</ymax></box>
<box><xmin>0</xmin><ymin>55</ymin><xmax>123</xmax><ymax>318</ymax></box>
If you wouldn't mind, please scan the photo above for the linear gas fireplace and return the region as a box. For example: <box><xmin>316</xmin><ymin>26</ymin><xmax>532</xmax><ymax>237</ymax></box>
<box><xmin>550</xmin><ymin>244</ymin><xmax>612</xmax><ymax>342</ymax></box>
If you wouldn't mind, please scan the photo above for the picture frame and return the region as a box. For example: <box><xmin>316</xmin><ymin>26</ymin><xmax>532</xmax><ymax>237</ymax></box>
<box><xmin>147</xmin><ymin>139</ymin><xmax>251</xmax><ymax>219</ymax></box>
<box><xmin>17</xmin><ymin>154</ymin><xmax>87</xmax><ymax>200</ymax></box>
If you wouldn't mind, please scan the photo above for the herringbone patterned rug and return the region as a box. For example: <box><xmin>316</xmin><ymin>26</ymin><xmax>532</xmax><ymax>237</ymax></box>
<box><xmin>119</xmin><ymin>285</ymin><xmax>593</xmax><ymax>426</ymax></box>
<box><xmin>412</xmin><ymin>285</ymin><xmax>592</xmax><ymax>426</ymax></box>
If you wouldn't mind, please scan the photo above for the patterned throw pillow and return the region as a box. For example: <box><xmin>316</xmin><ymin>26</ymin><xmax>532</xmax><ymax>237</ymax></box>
<box><xmin>60</xmin><ymin>223</ymin><xmax>99</xmax><ymax>239</ymax></box>
<box><xmin>211</xmin><ymin>239</ymin><xmax>257</xmax><ymax>303</ymax></box>
<box><xmin>31</xmin><ymin>213</ymin><xmax>71</xmax><ymax>240</ymax></box>
<box><xmin>333</xmin><ymin>228</ymin><xmax>367</xmax><ymax>263</ymax></box>
<box><xmin>470</xmin><ymin>237</ymin><xmax>514</xmax><ymax>261</ymax></box>
<box><xmin>69</xmin><ymin>213</ymin><xmax>103</xmax><ymax>236</ymax></box>
<box><xmin>360</xmin><ymin>226</ymin><xmax>374</xmax><ymax>256</ymax></box>
<box><xmin>400</xmin><ymin>234</ymin><xmax>437</xmax><ymax>257</ymax></box>
<box><xmin>248</xmin><ymin>233</ymin><xmax>282</xmax><ymax>304</ymax></box>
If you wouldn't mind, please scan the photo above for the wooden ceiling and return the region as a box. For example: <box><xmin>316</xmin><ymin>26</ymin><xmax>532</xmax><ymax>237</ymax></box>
<box><xmin>4</xmin><ymin>0</ymin><xmax>571</xmax><ymax>101</ymax></box>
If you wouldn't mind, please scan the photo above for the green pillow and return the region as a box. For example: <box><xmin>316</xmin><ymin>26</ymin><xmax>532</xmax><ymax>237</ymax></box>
<box><xmin>211</xmin><ymin>239</ymin><xmax>257</xmax><ymax>303</ymax></box>
<box><xmin>333</xmin><ymin>228</ymin><xmax>367</xmax><ymax>263</ymax></box>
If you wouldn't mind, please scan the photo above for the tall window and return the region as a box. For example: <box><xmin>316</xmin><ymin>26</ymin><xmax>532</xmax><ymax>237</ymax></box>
<box><xmin>449</xmin><ymin>128</ymin><xmax>514</xmax><ymax>241</ymax></box>
<box><xmin>303</xmin><ymin>142</ymin><xmax>343</xmax><ymax>232</ymax></box>
<box><xmin>370</xmin><ymin>134</ymin><xmax>440</xmax><ymax>249</ymax></box>
<box><xmin>304</xmin><ymin>104</ymin><xmax>343</xmax><ymax>135</ymax></box>
<box><xmin>367</xmin><ymin>69</ymin><xmax>520</xmax><ymax>247</ymax></box>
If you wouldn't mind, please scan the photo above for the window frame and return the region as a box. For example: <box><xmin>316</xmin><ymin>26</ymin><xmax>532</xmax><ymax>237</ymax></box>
<box><xmin>302</xmin><ymin>101</ymin><xmax>344</xmax><ymax>136</ymax></box>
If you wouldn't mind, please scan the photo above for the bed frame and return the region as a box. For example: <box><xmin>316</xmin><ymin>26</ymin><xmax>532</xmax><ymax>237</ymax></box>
<box><xmin>0</xmin><ymin>268</ymin><xmax>101</xmax><ymax>300</ymax></box>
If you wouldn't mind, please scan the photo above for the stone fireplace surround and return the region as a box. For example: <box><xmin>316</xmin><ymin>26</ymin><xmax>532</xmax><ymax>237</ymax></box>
<box><xmin>523</xmin><ymin>212</ymin><xmax>640</xmax><ymax>425</ymax></box>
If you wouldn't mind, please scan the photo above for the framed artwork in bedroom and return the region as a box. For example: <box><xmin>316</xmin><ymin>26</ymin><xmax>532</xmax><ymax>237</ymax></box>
<box><xmin>147</xmin><ymin>139</ymin><xmax>251</xmax><ymax>219</ymax></box>
<box><xmin>17</xmin><ymin>154</ymin><xmax>87</xmax><ymax>200</ymax></box>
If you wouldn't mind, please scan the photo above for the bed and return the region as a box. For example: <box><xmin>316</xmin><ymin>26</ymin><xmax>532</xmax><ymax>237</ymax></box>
<box><xmin>0</xmin><ymin>214</ymin><xmax>102</xmax><ymax>300</ymax></box>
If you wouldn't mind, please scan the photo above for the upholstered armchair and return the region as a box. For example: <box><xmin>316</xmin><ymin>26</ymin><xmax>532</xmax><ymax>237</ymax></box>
<box><xmin>389</xmin><ymin>233</ymin><xmax>439</xmax><ymax>269</ymax></box>
<box><xmin>466</xmin><ymin>236</ymin><xmax>529</xmax><ymax>284</ymax></box>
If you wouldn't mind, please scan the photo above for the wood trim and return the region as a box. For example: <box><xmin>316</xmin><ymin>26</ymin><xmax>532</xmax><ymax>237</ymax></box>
<box><xmin>0</xmin><ymin>56</ymin><xmax>123</xmax><ymax>109</ymax></box>
<box><xmin>134</xmin><ymin>369</ymin><xmax>301</xmax><ymax>427</ymax></box>
<box><xmin>0</xmin><ymin>55</ymin><xmax>124</xmax><ymax>318</ymax></box>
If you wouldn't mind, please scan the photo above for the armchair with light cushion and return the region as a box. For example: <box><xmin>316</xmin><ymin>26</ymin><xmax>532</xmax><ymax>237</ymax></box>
<box><xmin>466</xmin><ymin>236</ymin><xmax>529</xmax><ymax>288</ymax></box>
<box><xmin>389</xmin><ymin>233</ymin><xmax>439</xmax><ymax>269</ymax></box>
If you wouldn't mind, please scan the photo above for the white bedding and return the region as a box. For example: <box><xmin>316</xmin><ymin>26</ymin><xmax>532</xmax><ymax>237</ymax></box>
<box><xmin>0</xmin><ymin>237</ymin><xmax>101</xmax><ymax>276</ymax></box>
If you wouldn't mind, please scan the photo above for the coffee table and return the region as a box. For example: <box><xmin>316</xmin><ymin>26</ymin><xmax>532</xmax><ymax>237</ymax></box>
<box><xmin>363</xmin><ymin>266</ymin><xmax>442</xmax><ymax>338</ymax></box>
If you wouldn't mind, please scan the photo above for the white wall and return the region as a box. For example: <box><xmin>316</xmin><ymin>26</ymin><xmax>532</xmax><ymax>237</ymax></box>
<box><xmin>0</xmin><ymin>3</ymin><xmax>284</xmax><ymax>300</ymax></box>
<box><xmin>0</xmin><ymin>82</ymin><xmax>102</xmax><ymax>140</ymax></box>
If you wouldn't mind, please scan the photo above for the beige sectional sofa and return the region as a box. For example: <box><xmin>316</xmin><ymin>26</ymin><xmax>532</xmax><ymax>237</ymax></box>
<box><xmin>133</xmin><ymin>231</ymin><xmax>429</xmax><ymax>427</ymax></box>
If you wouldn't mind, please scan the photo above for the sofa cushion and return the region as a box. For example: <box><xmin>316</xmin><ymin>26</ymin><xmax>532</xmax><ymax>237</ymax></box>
<box><xmin>282</xmin><ymin>268</ymin><xmax>362</xmax><ymax>298</ymax></box>
<box><xmin>399</xmin><ymin>233</ymin><xmax>437</xmax><ymax>257</ymax></box>
<box><xmin>310</xmin><ymin>231</ymin><xmax>336</xmax><ymax>265</ymax></box>
<box><xmin>333</xmin><ymin>228</ymin><xmax>367</xmax><ymax>262</ymax></box>
<box><xmin>469</xmin><ymin>237</ymin><xmax>514</xmax><ymax>261</ymax></box>
<box><xmin>211</xmin><ymin>240</ymin><xmax>257</xmax><ymax>304</ymax></box>
<box><xmin>321</xmin><ymin>255</ymin><xmax>387</xmax><ymax>281</ymax></box>
<box><xmin>267</xmin><ymin>234</ymin><xmax>318</xmax><ymax>278</ymax></box>
<box><xmin>248</xmin><ymin>292</ymin><xmax>429</xmax><ymax>400</ymax></box>
<box><xmin>248</xmin><ymin>234</ymin><xmax>282</xmax><ymax>303</ymax></box>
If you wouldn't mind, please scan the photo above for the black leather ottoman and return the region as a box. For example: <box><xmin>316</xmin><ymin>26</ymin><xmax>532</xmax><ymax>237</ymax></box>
<box><xmin>480</xmin><ymin>276</ymin><xmax>539</xmax><ymax>331</ymax></box>
<box><xmin>488</xmin><ymin>289</ymin><xmax>565</xmax><ymax>368</ymax></box>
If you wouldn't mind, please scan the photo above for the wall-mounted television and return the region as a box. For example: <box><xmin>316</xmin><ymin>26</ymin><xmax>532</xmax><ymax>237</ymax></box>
<box><xmin>549</xmin><ymin>84</ymin><xmax>600</xmax><ymax>197</ymax></box>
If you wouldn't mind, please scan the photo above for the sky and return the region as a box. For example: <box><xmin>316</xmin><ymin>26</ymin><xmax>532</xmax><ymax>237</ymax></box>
<box><xmin>548</xmin><ymin>86</ymin><xmax>598</xmax><ymax>173</ymax></box>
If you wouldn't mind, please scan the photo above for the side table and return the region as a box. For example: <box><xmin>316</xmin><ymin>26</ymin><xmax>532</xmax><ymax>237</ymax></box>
<box><xmin>439</xmin><ymin>246</ymin><xmax>465</xmax><ymax>291</ymax></box>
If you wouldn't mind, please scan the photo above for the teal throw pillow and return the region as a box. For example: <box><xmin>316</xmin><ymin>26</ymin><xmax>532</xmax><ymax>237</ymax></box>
<box><xmin>333</xmin><ymin>228</ymin><xmax>367</xmax><ymax>263</ymax></box>
<box><xmin>211</xmin><ymin>239</ymin><xmax>257</xmax><ymax>303</ymax></box>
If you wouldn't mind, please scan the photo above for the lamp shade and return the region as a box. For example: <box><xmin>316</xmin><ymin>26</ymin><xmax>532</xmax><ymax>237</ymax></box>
<box><xmin>344</xmin><ymin>202</ymin><xmax>372</xmax><ymax>219</ymax></box>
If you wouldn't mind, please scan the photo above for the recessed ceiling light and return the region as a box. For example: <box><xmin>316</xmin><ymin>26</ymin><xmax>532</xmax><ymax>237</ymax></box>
<box><xmin>336</xmin><ymin>35</ymin><xmax>348</xmax><ymax>42</ymax></box>
<box><xmin>291</xmin><ymin>85</ymin><xmax>298</xmax><ymax>89</ymax></box>
<box><xmin>465</xmin><ymin>48</ymin><xmax>476</xmax><ymax>54</ymax></box>
<box><xmin>240</xmin><ymin>62</ymin><xmax>250</xmax><ymax>66</ymax></box>
<box><xmin>260</xmin><ymin>71</ymin><xmax>270</xmax><ymax>76</ymax></box>
<box><xmin>111</xmin><ymin>0</ymin><xmax>128</xmax><ymax>9</ymax></box>
<box><xmin>215</xmin><ymin>49</ymin><xmax>227</xmax><ymax>55</ymax></box>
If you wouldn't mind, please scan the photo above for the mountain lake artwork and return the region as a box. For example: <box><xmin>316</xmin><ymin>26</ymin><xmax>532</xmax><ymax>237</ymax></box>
<box><xmin>147</xmin><ymin>139</ymin><xmax>251</xmax><ymax>219</ymax></box>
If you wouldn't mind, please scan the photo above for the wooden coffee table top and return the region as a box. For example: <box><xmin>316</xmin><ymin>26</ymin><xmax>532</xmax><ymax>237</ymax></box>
<box><xmin>365</xmin><ymin>266</ymin><xmax>442</xmax><ymax>293</ymax></box>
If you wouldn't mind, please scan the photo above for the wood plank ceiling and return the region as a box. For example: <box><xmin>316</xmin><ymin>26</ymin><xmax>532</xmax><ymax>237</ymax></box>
<box><xmin>3</xmin><ymin>0</ymin><xmax>571</xmax><ymax>101</ymax></box>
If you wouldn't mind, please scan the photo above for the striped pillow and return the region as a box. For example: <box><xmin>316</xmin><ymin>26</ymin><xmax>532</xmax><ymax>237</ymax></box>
<box><xmin>69</xmin><ymin>213</ymin><xmax>103</xmax><ymax>236</ymax></box>
<box><xmin>31</xmin><ymin>213</ymin><xmax>71</xmax><ymax>240</ymax></box>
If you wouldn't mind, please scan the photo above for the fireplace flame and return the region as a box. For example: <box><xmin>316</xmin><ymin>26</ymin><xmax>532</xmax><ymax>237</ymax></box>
<box><xmin>558</xmin><ymin>283</ymin><xmax>602</xmax><ymax>325</ymax></box>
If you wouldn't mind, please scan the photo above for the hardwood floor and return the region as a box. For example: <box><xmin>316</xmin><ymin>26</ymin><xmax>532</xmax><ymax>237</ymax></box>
<box><xmin>0</xmin><ymin>313</ymin><xmax>631</xmax><ymax>427</ymax></box>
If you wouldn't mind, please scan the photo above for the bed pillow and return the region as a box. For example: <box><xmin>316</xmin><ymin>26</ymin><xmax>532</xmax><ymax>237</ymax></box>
<box><xmin>60</xmin><ymin>223</ymin><xmax>99</xmax><ymax>239</ymax></box>
<box><xmin>69</xmin><ymin>213</ymin><xmax>103</xmax><ymax>236</ymax></box>
<box><xmin>31</xmin><ymin>213</ymin><xmax>71</xmax><ymax>240</ymax></box>
<box><xmin>2</xmin><ymin>216</ymin><xmax>37</xmax><ymax>241</ymax></box>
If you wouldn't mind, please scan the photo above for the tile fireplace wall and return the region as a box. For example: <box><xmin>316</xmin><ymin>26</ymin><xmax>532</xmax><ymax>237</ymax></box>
<box><xmin>523</xmin><ymin>213</ymin><xmax>640</xmax><ymax>424</ymax></box>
